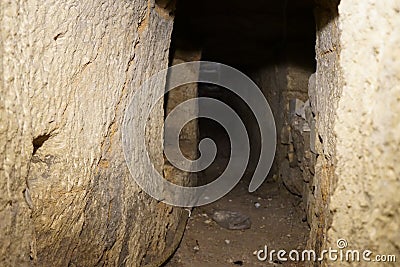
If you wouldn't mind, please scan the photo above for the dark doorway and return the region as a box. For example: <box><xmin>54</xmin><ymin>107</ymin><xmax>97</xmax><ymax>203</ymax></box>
<box><xmin>164</xmin><ymin>0</ymin><xmax>316</xmax><ymax>265</ymax></box>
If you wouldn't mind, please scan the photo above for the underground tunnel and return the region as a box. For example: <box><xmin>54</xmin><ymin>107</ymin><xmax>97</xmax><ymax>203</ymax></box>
<box><xmin>163</xmin><ymin>0</ymin><xmax>316</xmax><ymax>266</ymax></box>
<box><xmin>1</xmin><ymin>0</ymin><xmax>399</xmax><ymax>266</ymax></box>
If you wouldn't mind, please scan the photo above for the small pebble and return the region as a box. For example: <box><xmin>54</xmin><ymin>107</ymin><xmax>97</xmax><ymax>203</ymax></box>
<box><xmin>225</xmin><ymin>239</ymin><xmax>230</xmax><ymax>244</ymax></box>
<box><xmin>204</xmin><ymin>219</ymin><xmax>212</xmax><ymax>224</ymax></box>
<box><xmin>254</xmin><ymin>202</ymin><xmax>261</xmax><ymax>208</ymax></box>
<box><xmin>193</xmin><ymin>245</ymin><xmax>200</xmax><ymax>251</ymax></box>
<box><xmin>253</xmin><ymin>250</ymin><xmax>258</xmax><ymax>255</ymax></box>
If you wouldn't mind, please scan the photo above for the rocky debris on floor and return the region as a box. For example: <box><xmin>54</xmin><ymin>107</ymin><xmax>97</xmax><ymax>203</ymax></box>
<box><xmin>193</xmin><ymin>240</ymin><xmax>200</xmax><ymax>252</ymax></box>
<box><xmin>164</xmin><ymin>181</ymin><xmax>309</xmax><ymax>267</ymax></box>
<box><xmin>211</xmin><ymin>210</ymin><xmax>251</xmax><ymax>230</ymax></box>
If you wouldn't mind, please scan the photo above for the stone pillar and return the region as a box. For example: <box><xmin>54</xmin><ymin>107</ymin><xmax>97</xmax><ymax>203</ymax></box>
<box><xmin>164</xmin><ymin>47</ymin><xmax>201</xmax><ymax>188</ymax></box>
<box><xmin>0</xmin><ymin>1</ymin><xmax>182</xmax><ymax>266</ymax></box>
<box><xmin>329</xmin><ymin>1</ymin><xmax>400</xmax><ymax>265</ymax></box>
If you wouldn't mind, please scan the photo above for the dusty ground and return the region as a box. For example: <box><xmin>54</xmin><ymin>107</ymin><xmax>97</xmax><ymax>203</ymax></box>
<box><xmin>164</xmin><ymin>146</ymin><xmax>310</xmax><ymax>267</ymax></box>
<box><xmin>164</xmin><ymin>110</ymin><xmax>310</xmax><ymax>267</ymax></box>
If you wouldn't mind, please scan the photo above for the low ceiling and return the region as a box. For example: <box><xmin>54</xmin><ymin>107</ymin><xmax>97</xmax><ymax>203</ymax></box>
<box><xmin>171</xmin><ymin>0</ymin><xmax>316</xmax><ymax>70</ymax></box>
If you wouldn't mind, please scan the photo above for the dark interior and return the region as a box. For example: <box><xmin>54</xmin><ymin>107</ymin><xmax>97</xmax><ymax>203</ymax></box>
<box><xmin>167</xmin><ymin>0</ymin><xmax>316</xmax><ymax>186</ymax></box>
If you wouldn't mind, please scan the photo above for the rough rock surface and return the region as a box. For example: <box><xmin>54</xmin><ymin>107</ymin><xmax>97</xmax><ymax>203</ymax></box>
<box><xmin>0</xmin><ymin>1</ymin><xmax>184</xmax><ymax>266</ymax></box>
<box><xmin>165</xmin><ymin>48</ymin><xmax>201</xmax><ymax>147</ymax></box>
<box><xmin>303</xmin><ymin>1</ymin><xmax>342</xmax><ymax>263</ymax></box>
<box><xmin>329</xmin><ymin>1</ymin><xmax>400</xmax><ymax>266</ymax></box>
<box><xmin>306</xmin><ymin>1</ymin><xmax>400</xmax><ymax>266</ymax></box>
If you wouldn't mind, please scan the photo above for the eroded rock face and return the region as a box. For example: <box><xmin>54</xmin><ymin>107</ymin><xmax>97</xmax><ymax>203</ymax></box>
<box><xmin>329</xmin><ymin>1</ymin><xmax>400</xmax><ymax>265</ymax></box>
<box><xmin>0</xmin><ymin>1</ymin><xmax>182</xmax><ymax>266</ymax></box>
<box><xmin>308</xmin><ymin>1</ymin><xmax>400</xmax><ymax>266</ymax></box>
<box><xmin>301</xmin><ymin>1</ymin><xmax>342</xmax><ymax>262</ymax></box>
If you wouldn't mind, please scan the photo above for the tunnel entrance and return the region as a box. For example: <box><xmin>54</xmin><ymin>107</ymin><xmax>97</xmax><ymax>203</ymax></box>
<box><xmin>164</xmin><ymin>0</ymin><xmax>316</xmax><ymax>265</ymax></box>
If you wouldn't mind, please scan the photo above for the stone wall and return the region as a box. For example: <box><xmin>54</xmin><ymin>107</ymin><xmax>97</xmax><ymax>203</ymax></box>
<box><xmin>328</xmin><ymin>1</ymin><xmax>400</xmax><ymax>266</ymax></box>
<box><xmin>165</xmin><ymin>48</ymin><xmax>201</xmax><ymax>154</ymax></box>
<box><xmin>250</xmin><ymin>64</ymin><xmax>287</xmax><ymax>180</ymax></box>
<box><xmin>0</xmin><ymin>1</ymin><xmax>182</xmax><ymax>266</ymax></box>
<box><xmin>307</xmin><ymin>1</ymin><xmax>400</xmax><ymax>266</ymax></box>
<box><xmin>250</xmin><ymin>56</ymin><xmax>314</xmax><ymax>200</ymax></box>
<box><xmin>164</xmin><ymin>47</ymin><xmax>201</xmax><ymax>189</ymax></box>
<box><xmin>305</xmin><ymin>0</ymin><xmax>342</xmax><ymax>261</ymax></box>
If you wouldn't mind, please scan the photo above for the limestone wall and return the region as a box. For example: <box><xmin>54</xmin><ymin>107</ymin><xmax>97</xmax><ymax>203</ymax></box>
<box><xmin>165</xmin><ymin>48</ymin><xmax>201</xmax><ymax>149</ymax></box>
<box><xmin>309</xmin><ymin>0</ymin><xmax>400</xmax><ymax>265</ymax></box>
<box><xmin>250</xmin><ymin>53</ymin><xmax>315</xmax><ymax>209</ymax></box>
<box><xmin>0</xmin><ymin>1</ymin><xmax>181</xmax><ymax>266</ymax></box>
<box><xmin>306</xmin><ymin>0</ymin><xmax>342</xmax><ymax>260</ymax></box>
<box><xmin>328</xmin><ymin>1</ymin><xmax>400</xmax><ymax>266</ymax></box>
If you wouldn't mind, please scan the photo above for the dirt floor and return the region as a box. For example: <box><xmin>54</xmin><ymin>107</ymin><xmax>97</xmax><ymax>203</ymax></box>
<box><xmin>164</xmin><ymin>120</ymin><xmax>310</xmax><ymax>267</ymax></box>
<box><xmin>164</xmin><ymin>178</ymin><xmax>309</xmax><ymax>267</ymax></box>
<box><xmin>163</xmin><ymin>107</ymin><xmax>310</xmax><ymax>267</ymax></box>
